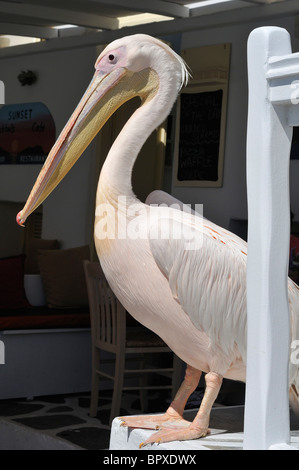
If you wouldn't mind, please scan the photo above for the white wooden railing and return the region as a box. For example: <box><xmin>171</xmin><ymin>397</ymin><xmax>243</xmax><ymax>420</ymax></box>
<box><xmin>244</xmin><ymin>26</ymin><xmax>299</xmax><ymax>450</ymax></box>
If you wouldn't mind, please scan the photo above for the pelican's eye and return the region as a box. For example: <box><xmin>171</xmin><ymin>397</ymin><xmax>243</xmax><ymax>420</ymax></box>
<box><xmin>107</xmin><ymin>53</ymin><xmax>118</xmax><ymax>65</ymax></box>
<box><xmin>95</xmin><ymin>45</ymin><xmax>126</xmax><ymax>72</ymax></box>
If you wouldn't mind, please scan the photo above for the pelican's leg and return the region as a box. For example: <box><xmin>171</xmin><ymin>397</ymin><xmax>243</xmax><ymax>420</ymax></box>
<box><xmin>120</xmin><ymin>365</ymin><xmax>202</xmax><ymax>430</ymax></box>
<box><xmin>139</xmin><ymin>371</ymin><xmax>223</xmax><ymax>447</ymax></box>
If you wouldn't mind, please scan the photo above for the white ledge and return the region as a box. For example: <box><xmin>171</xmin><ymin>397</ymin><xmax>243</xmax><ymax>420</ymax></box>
<box><xmin>109</xmin><ymin>406</ymin><xmax>299</xmax><ymax>450</ymax></box>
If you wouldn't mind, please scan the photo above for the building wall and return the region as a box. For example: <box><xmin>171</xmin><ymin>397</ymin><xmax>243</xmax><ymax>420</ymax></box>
<box><xmin>0</xmin><ymin>10</ymin><xmax>299</xmax><ymax>248</ymax></box>
<box><xmin>0</xmin><ymin>46</ymin><xmax>99</xmax><ymax>248</ymax></box>
<box><xmin>172</xmin><ymin>15</ymin><xmax>299</xmax><ymax>229</ymax></box>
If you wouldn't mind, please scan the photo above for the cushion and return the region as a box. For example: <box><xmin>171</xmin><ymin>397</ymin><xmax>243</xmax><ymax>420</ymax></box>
<box><xmin>0</xmin><ymin>306</ymin><xmax>90</xmax><ymax>329</ymax></box>
<box><xmin>25</xmin><ymin>238</ymin><xmax>60</xmax><ymax>274</ymax></box>
<box><xmin>38</xmin><ymin>245</ymin><xmax>90</xmax><ymax>308</ymax></box>
<box><xmin>0</xmin><ymin>255</ymin><xmax>31</xmax><ymax>309</ymax></box>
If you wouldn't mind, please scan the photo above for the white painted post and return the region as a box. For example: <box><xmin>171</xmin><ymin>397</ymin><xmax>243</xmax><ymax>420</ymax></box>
<box><xmin>244</xmin><ymin>27</ymin><xmax>299</xmax><ymax>450</ymax></box>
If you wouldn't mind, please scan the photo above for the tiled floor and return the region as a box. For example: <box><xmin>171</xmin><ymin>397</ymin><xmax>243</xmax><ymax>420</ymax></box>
<box><xmin>0</xmin><ymin>380</ymin><xmax>247</xmax><ymax>450</ymax></box>
<box><xmin>3</xmin><ymin>379</ymin><xmax>298</xmax><ymax>450</ymax></box>
<box><xmin>0</xmin><ymin>389</ymin><xmax>186</xmax><ymax>450</ymax></box>
<box><xmin>0</xmin><ymin>387</ymin><xmax>298</xmax><ymax>450</ymax></box>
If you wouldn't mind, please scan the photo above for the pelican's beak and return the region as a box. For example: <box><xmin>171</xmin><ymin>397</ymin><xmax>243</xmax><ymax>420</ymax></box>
<box><xmin>16</xmin><ymin>65</ymin><xmax>158</xmax><ymax>226</ymax></box>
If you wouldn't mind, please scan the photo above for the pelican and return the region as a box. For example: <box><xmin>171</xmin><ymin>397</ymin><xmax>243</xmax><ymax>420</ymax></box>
<box><xmin>17</xmin><ymin>34</ymin><xmax>299</xmax><ymax>446</ymax></box>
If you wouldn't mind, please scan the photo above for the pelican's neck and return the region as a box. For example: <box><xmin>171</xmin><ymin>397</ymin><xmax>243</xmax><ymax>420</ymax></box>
<box><xmin>98</xmin><ymin>76</ymin><xmax>177</xmax><ymax>205</ymax></box>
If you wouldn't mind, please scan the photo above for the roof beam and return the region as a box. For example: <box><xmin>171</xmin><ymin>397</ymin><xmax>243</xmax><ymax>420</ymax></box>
<box><xmin>0</xmin><ymin>22</ymin><xmax>58</xmax><ymax>39</ymax></box>
<box><xmin>92</xmin><ymin>0</ymin><xmax>190</xmax><ymax>18</ymax></box>
<box><xmin>189</xmin><ymin>0</ymin><xmax>252</xmax><ymax>17</ymax></box>
<box><xmin>0</xmin><ymin>1</ymin><xmax>119</xmax><ymax>30</ymax></box>
<box><xmin>2</xmin><ymin>0</ymin><xmax>299</xmax><ymax>59</ymax></box>
<box><xmin>236</xmin><ymin>0</ymin><xmax>285</xmax><ymax>3</ymax></box>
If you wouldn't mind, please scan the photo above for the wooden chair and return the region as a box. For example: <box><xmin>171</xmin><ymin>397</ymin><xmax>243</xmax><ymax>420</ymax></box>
<box><xmin>83</xmin><ymin>260</ymin><xmax>182</xmax><ymax>425</ymax></box>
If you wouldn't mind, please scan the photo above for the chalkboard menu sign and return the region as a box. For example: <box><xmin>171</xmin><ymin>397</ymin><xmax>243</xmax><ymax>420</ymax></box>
<box><xmin>176</xmin><ymin>89</ymin><xmax>223</xmax><ymax>183</ymax></box>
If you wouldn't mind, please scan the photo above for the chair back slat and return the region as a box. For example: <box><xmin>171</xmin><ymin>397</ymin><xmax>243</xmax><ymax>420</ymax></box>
<box><xmin>109</xmin><ymin>284</ymin><xmax>117</xmax><ymax>346</ymax></box>
<box><xmin>84</xmin><ymin>260</ymin><xmax>125</xmax><ymax>350</ymax></box>
<box><xmin>104</xmin><ymin>282</ymin><xmax>112</xmax><ymax>344</ymax></box>
<box><xmin>98</xmin><ymin>279</ymin><xmax>107</xmax><ymax>343</ymax></box>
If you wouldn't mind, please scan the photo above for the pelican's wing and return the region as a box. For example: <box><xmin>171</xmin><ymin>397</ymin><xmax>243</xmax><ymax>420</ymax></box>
<box><xmin>148</xmin><ymin>211</ymin><xmax>248</xmax><ymax>356</ymax></box>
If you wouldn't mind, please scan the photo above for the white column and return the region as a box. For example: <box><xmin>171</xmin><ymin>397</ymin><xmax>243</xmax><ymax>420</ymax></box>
<box><xmin>244</xmin><ymin>27</ymin><xmax>299</xmax><ymax>450</ymax></box>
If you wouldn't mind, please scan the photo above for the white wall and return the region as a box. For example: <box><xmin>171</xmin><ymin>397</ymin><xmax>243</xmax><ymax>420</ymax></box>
<box><xmin>1</xmin><ymin>9</ymin><xmax>299</xmax><ymax>249</ymax></box>
<box><xmin>173</xmin><ymin>15</ymin><xmax>299</xmax><ymax>229</ymax></box>
<box><xmin>0</xmin><ymin>45</ymin><xmax>99</xmax><ymax>248</ymax></box>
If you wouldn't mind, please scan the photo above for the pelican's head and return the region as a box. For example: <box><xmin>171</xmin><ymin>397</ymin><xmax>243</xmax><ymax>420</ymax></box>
<box><xmin>16</xmin><ymin>34</ymin><xmax>188</xmax><ymax>226</ymax></box>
